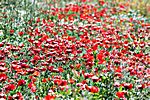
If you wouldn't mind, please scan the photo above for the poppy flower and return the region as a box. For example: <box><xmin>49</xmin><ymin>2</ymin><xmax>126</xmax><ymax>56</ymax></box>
<box><xmin>69</xmin><ymin>65</ymin><xmax>74</xmax><ymax>69</ymax></box>
<box><xmin>115</xmin><ymin>67</ymin><xmax>122</xmax><ymax>73</ymax></box>
<box><xmin>90</xmin><ymin>86</ymin><xmax>99</xmax><ymax>93</ymax></box>
<box><xmin>68</xmin><ymin>15</ymin><xmax>74</xmax><ymax>21</ymax></box>
<box><xmin>123</xmin><ymin>83</ymin><xmax>133</xmax><ymax>90</ymax></box>
<box><xmin>0</xmin><ymin>73</ymin><xmax>7</xmax><ymax>82</ymax></box>
<box><xmin>42</xmin><ymin>78</ymin><xmax>47</xmax><ymax>83</ymax></box>
<box><xmin>43</xmin><ymin>95</ymin><xmax>56</xmax><ymax>100</ymax></box>
<box><xmin>0</xmin><ymin>92</ymin><xmax>6</xmax><ymax>99</ymax></box>
<box><xmin>60</xmin><ymin>80</ymin><xmax>67</xmax><ymax>86</ymax></box>
<box><xmin>33</xmin><ymin>71</ymin><xmax>40</xmax><ymax>77</ymax></box>
<box><xmin>0</xmin><ymin>42</ymin><xmax>4</xmax><ymax>47</ymax></box>
<box><xmin>97</xmin><ymin>53</ymin><xmax>104</xmax><ymax>62</ymax></box>
<box><xmin>58</xmin><ymin>67</ymin><xmax>64</xmax><ymax>73</ymax></box>
<box><xmin>48</xmin><ymin>66</ymin><xmax>54</xmax><ymax>71</ymax></box>
<box><xmin>99</xmin><ymin>0</ymin><xmax>105</xmax><ymax>6</ymax></box>
<box><xmin>81</xmin><ymin>0</ymin><xmax>86</xmax><ymax>2</ymax></box>
<box><xmin>40</xmin><ymin>35</ymin><xmax>49</xmax><ymax>42</ymax></box>
<box><xmin>33</xmin><ymin>55</ymin><xmax>40</xmax><ymax>60</ymax></box>
<box><xmin>0</xmin><ymin>66</ymin><xmax>8</xmax><ymax>72</ymax></box>
<box><xmin>91</xmin><ymin>76</ymin><xmax>100</xmax><ymax>82</ymax></box>
<box><xmin>18</xmin><ymin>31</ymin><xmax>24</xmax><ymax>36</ymax></box>
<box><xmin>13</xmin><ymin>92</ymin><xmax>23</xmax><ymax>100</ymax></box>
<box><xmin>28</xmin><ymin>82</ymin><xmax>36</xmax><ymax>93</ymax></box>
<box><xmin>17</xmin><ymin>79</ymin><xmax>26</xmax><ymax>86</ymax></box>
<box><xmin>116</xmin><ymin>91</ymin><xmax>125</xmax><ymax>98</ymax></box>
<box><xmin>86</xmin><ymin>86</ymin><xmax>99</xmax><ymax>93</ymax></box>
<box><xmin>58</xmin><ymin>14</ymin><xmax>65</xmax><ymax>20</ymax></box>
<box><xmin>76</xmin><ymin>83</ymin><xmax>83</xmax><ymax>87</ymax></box>
<box><xmin>4</xmin><ymin>84</ymin><xmax>16</xmax><ymax>93</ymax></box>
<box><xmin>114</xmin><ymin>82</ymin><xmax>121</xmax><ymax>87</ymax></box>
<box><xmin>8</xmin><ymin>96</ymin><xmax>13</xmax><ymax>100</ymax></box>
<box><xmin>20</xmin><ymin>63</ymin><xmax>29</xmax><ymax>68</ymax></box>
<box><xmin>92</xmin><ymin>44</ymin><xmax>98</xmax><ymax>51</ymax></box>
<box><xmin>69</xmin><ymin>79</ymin><xmax>75</xmax><ymax>84</ymax></box>
<box><xmin>76</xmin><ymin>64</ymin><xmax>81</xmax><ymax>69</ymax></box>
<box><xmin>137</xmin><ymin>84</ymin><xmax>145</xmax><ymax>89</ymax></box>
<box><xmin>10</xmin><ymin>29</ymin><xmax>14</xmax><ymax>34</ymax></box>
<box><xmin>114</xmin><ymin>72</ymin><xmax>123</xmax><ymax>78</ymax></box>
<box><xmin>84</xmin><ymin>73</ymin><xmax>94</xmax><ymax>79</ymax></box>
<box><xmin>53</xmin><ymin>79</ymin><xmax>62</xmax><ymax>85</ymax></box>
<box><xmin>36</xmin><ymin>17</ymin><xmax>40</xmax><ymax>23</ymax></box>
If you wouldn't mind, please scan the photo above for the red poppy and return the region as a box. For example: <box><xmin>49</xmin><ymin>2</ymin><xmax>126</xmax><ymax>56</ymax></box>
<box><xmin>115</xmin><ymin>67</ymin><xmax>122</xmax><ymax>73</ymax></box>
<box><xmin>0</xmin><ymin>66</ymin><xmax>8</xmax><ymax>72</ymax></box>
<box><xmin>0</xmin><ymin>42</ymin><xmax>4</xmax><ymax>47</ymax></box>
<box><xmin>48</xmin><ymin>66</ymin><xmax>54</xmax><ymax>71</ymax></box>
<box><xmin>81</xmin><ymin>0</ymin><xmax>86</xmax><ymax>2</ymax></box>
<box><xmin>58</xmin><ymin>67</ymin><xmax>64</xmax><ymax>73</ymax></box>
<box><xmin>20</xmin><ymin>63</ymin><xmax>29</xmax><ymax>68</ymax></box>
<box><xmin>115</xmin><ymin>72</ymin><xmax>123</xmax><ymax>78</ymax></box>
<box><xmin>92</xmin><ymin>44</ymin><xmax>98</xmax><ymax>51</ymax></box>
<box><xmin>76</xmin><ymin>64</ymin><xmax>81</xmax><ymax>69</ymax></box>
<box><xmin>91</xmin><ymin>76</ymin><xmax>100</xmax><ymax>82</ymax></box>
<box><xmin>90</xmin><ymin>86</ymin><xmax>99</xmax><ymax>93</ymax></box>
<box><xmin>18</xmin><ymin>31</ymin><xmax>24</xmax><ymax>36</ymax></box>
<box><xmin>33</xmin><ymin>55</ymin><xmax>40</xmax><ymax>60</ymax></box>
<box><xmin>35</xmin><ymin>28</ymin><xmax>40</xmax><ymax>34</ymax></box>
<box><xmin>84</xmin><ymin>73</ymin><xmax>94</xmax><ymax>79</ymax></box>
<box><xmin>42</xmin><ymin>78</ymin><xmax>47</xmax><ymax>83</ymax></box>
<box><xmin>8</xmin><ymin>96</ymin><xmax>13</xmax><ymax>100</ymax></box>
<box><xmin>10</xmin><ymin>29</ymin><xmax>14</xmax><ymax>34</ymax></box>
<box><xmin>116</xmin><ymin>91</ymin><xmax>125</xmax><ymax>98</ymax></box>
<box><xmin>68</xmin><ymin>15</ymin><xmax>74</xmax><ymax>21</ymax></box>
<box><xmin>4</xmin><ymin>84</ymin><xmax>16</xmax><ymax>92</ymax></box>
<box><xmin>43</xmin><ymin>95</ymin><xmax>56</xmax><ymax>100</ymax></box>
<box><xmin>0</xmin><ymin>73</ymin><xmax>7</xmax><ymax>82</ymax></box>
<box><xmin>69</xmin><ymin>79</ymin><xmax>75</xmax><ymax>84</ymax></box>
<box><xmin>13</xmin><ymin>92</ymin><xmax>23</xmax><ymax>100</ymax></box>
<box><xmin>28</xmin><ymin>82</ymin><xmax>36</xmax><ymax>92</ymax></box>
<box><xmin>36</xmin><ymin>17</ymin><xmax>40</xmax><ymax>23</ymax></box>
<box><xmin>40</xmin><ymin>35</ymin><xmax>49</xmax><ymax>42</ymax></box>
<box><xmin>33</xmin><ymin>71</ymin><xmax>40</xmax><ymax>77</ymax></box>
<box><xmin>123</xmin><ymin>83</ymin><xmax>133</xmax><ymax>90</ymax></box>
<box><xmin>17</xmin><ymin>79</ymin><xmax>26</xmax><ymax>86</ymax></box>
<box><xmin>53</xmin><ymin>79</ymin><xmax>62</xmax><ymax>85</ymax></box>
<box><xmin>99</xmin><ymin>0</ymin><xmax>105</xmax><ymax>6</ymax></box>
<box><xmin>76</xmin><ymin>83</ymin><xmax>83</xmax><ymax>87</ymax></box>
<box><xmin>138</xmin><ymin>84</ymin><xmax>145</xmax><ymax>89</ymax></box>
<box><xmin>60</xmin><ymin>80</ymin><xmax>67</xmax><ymax>86</ymax></box>
<box><xmin>58</xmin><ymin>14</ymin><xmax>65</xmax><ymax>20</ymax></box>
<box><xmin>97</xmin><ymin>53</ymin><xmax>103</xmax><ymax>61</ymax></box>
<box><xmin>86</xmin><ymin>86</ymin><xmax>99</xmax><ymax>93</ymax></box>
<box><xmin>0</xmin><ymin>92</ymin><xmax>6</xmax><ymax>99</ymax></box>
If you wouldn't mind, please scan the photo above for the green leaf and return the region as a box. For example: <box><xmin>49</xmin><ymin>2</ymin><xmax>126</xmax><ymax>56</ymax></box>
<box><xmin>67</xmin><ymin>30</ymin><xmax>73</xmax><ymax>36</ymax></box>
<box><xmin>105</xmin><ymin>57</ymin><xmax>109</xmax><ymax>62</ymax></box>
<box><xmin>119</xmin><ymin>86</ymin><xmax>123</xmax><ymax>91</ymax></box>
<box><xmin>108</xmin><ymin>46</ymin><xmax>113</xmax><ymax>52</ymax></box>
<box><xmin>102</xmin><ymin>76</ymin><xmax>106</xmax><ymax>80</ymax></box>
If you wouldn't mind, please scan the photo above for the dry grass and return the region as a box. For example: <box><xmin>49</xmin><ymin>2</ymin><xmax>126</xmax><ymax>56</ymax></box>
<box><xmin>114</xmin><ymin>0</ymin><xmax>150</xmax><ymax>17</ymax></box>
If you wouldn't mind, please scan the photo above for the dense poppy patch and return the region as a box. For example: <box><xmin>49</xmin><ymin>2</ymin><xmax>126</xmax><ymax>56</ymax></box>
<box><xmin>0</xmin><ymin>0</ymin><xmax>149</xmax><ymax>99</ymax></box>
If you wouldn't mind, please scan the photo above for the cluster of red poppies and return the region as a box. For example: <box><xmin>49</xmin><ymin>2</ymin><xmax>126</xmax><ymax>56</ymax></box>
<box><xmin>0</xmin><ymin>0</ymin><xmax>149</xmax><ymax>99</ymax></box>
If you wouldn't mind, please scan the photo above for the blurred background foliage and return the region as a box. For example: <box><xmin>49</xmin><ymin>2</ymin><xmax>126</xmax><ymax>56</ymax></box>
<box><xmin>0</xmin><ymin>0</ymin><xmax>150</xmax><ymax>17</ymax></box>
<box><xmin>114</xmin><ymin>0</ymin><xmax>150</xmax><ymax>17</ymax></box>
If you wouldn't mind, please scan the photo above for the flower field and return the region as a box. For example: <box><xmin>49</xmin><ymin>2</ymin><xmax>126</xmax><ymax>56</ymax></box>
<box><xmin>0</xmin><ymin>0</ymin><xmax>150</xmax><ymax>99</ymax></box>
